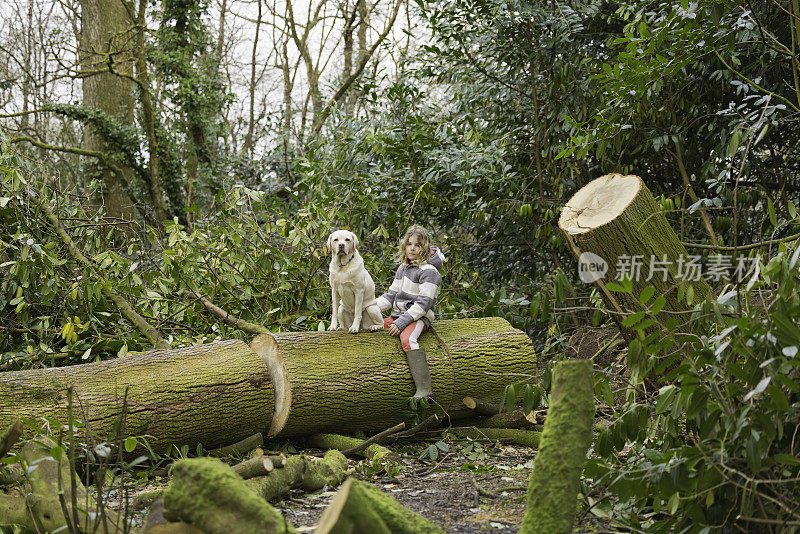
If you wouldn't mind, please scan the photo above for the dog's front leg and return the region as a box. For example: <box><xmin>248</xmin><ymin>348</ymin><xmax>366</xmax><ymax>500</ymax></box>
<box><xmin>349</xmin><ymin>288</ymin><xmax>364</xmax><ymax>333</ymax></box>
<box><xmin>328</xmin><ymin>283</ymin><xmax>341</xmax><ymax>330</ymax></box>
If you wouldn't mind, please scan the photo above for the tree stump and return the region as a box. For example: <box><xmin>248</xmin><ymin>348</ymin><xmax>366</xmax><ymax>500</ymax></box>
<box><xmin>559</xmin><ymin>173</ymin><xmax>712</xmax><ymax>333</ymax></box>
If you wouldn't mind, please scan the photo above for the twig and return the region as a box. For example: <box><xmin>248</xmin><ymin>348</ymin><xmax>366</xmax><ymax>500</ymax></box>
<box><xmin>341</xmin><ymin>422</ymin><xmax>406</xmax><ymax>456</ymax></box>
<box><xmin>389</xmin><ymin>415</ymin><xmax>441</xmax><ymax>439</ymax></box>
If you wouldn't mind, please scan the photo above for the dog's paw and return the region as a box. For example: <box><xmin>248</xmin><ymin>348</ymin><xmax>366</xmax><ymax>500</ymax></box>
<box><xmin>327</xmin><ymin>324</ymin><xmax>339</xmax><ymax>331</ymax></box>
<box><xmin>369</xmin><ymin>324</ymin><xmax>383</xmax><ymax>331</ymax></box>
<box><xmin>348</xmin><ymin>325</ymin><xmax>360</xmax><ymax>334</ymax></box>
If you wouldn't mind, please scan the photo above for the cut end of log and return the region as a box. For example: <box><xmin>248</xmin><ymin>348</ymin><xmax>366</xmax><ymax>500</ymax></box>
<box><xmin>315</xmin><ymin>477</ymin><xmax>354</xmax><ymax>534</ymax></box>
<box><xmin>559</xmin><ymin>173</ymin><xmax>642</xmax><ymax>235</ymax></box>
<box><xmin>462</xmin><ymin>397</ymin><xmax>477</xmax><ymax>410</ymax></box>
<box><xmin>250</xmin><ymin>334</ymin><xmax>291</xmax><ymax>438</ymax></box>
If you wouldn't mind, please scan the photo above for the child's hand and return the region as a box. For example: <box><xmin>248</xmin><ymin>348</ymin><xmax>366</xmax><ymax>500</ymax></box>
<box><xmin>387</xmin><ymin>323</ymin><xmax>400</xmax><ymax>336</ymax></box>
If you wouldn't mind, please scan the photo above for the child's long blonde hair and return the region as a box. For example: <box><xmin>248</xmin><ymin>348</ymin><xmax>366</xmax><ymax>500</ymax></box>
<box><xmin>397</xmin><ymin>225</ymin><xmax>432</xmax><ymax>266</ymax></box>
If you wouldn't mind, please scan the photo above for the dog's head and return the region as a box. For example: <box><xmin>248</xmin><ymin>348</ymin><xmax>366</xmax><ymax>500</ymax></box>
<box><xmin>327</xmin><ymin>230</ymin><xmax>359</xmax><ymax>257</ymax></box>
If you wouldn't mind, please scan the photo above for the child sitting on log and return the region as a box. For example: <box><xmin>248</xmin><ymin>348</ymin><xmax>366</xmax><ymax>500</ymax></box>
<box><xmin>376</xmin><ymin>225</ymin><xmax>445</xmax><ymax>400</ymax></box>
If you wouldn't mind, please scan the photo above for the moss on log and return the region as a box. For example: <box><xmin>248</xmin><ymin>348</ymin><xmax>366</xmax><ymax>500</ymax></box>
<box><xmin>0</xmin><ymin>341</ymin><xmax>274</xmax><ymax>453</ymax></box>
<box><xmin>244</xmin><ymin>449</ymin><xmax>348</xmax><ymax>501</ymax></box>
<box><xmin>0</xmin><ymin>318</ymin><xmax>535</xmax><ymax>452</ymax></box>
<box><xmin>316</xmin><ymin>477</ymin><xmax>445</xmax><ymax>534</ymax></box>
<box><xmin>308</xmin><ymin>433</ymin><xmax>400</xmax><ymax>474</ymax></box>
<box><xmin>559</xmin><ymin>174</ymin><xmax>712</xmax><ymax>333</ymax></box>
<box><xmin>520</xmin><ymin>359</ymin><xmax>594</xmax><ymax>534</ymax></box>
<box><xmin>163</xmin><ymin>457</ymin><xmax>295</xmax><ymax>534</ymax></box>
<box><xmin>255</xmin><ymin>317</ymin><xmax>537</xmax><ymax>437</ymax></box>
<box><xmin>450</xmin><ymin>427</ymin><xmax>541</xmax><ymax>448</ymax></box>
<box><xmin>0</xmin><ymin>437</ymin><xmax>127</xmax><ymax>533</ymax></box>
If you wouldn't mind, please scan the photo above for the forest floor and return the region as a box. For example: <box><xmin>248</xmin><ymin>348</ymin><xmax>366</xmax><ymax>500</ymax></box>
<box><xmin>119</xmin><ymin>434</ymin><xmax>609</xmax><ymax>533</ymax></box>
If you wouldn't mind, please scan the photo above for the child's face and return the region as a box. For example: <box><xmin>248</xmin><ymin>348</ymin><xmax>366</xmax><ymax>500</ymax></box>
<box><xmin>406</xmin><ymin>235</ymin><xmax>421</xmax><ymax>261</ymax></box>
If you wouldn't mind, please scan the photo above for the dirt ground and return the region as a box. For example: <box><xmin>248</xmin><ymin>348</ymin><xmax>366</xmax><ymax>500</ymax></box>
<box><xmin>279</xmin><ymin>442</ymin><xmax>533</xmax><ymax>534</ymax></box>
<box><xmin>121</xmin><ymin>434</ymin><xmax>607</xmax><ymax>534</ymax></box>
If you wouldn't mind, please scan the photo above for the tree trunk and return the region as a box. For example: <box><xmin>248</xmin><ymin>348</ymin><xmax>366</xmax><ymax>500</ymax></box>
<box><xmin>79</xmin><ymin>0</ymin><xmax>138</xmax><ymax>221</ymax></box>
<box><xmin>255</xmin><ymin>317</ymin><xmax>538</xmax><ymax>437</ymax></box>
<box><xmin>0</xmin><ymin>340</ymin><xmax>274</xmax><ymax>454</ymax></box>
<box><xmin>559</xmin><ymin>173</ymin><xmax>713</xmax><ymax>335</ymax></box>
<box><xmin>0</xmin><ymin>318</ymin><xmax>536</xmax><ymax>453</ymax></box>
<box><xmin>520</xmin><ymin>359</ymin><xmax>594</xmax><ymax>534</ymax></box>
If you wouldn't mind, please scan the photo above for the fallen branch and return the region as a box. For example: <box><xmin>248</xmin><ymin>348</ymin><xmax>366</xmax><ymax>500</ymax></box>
<box><xmin>449</xmin><ymin>427</ymin><xmax>541</xmax><ymax>449</ymax></box>
<box><xmin>462</xmin><ymin>397</ymin><xmax>502</xmax><ymax>415</ymax></box>
<box><xmin>389</xmin><ymin>415</ymin><xmax>441</xmax><ymax>439</ymax></box>
<box><xmin>36</xmin><ymin>193</ymin><xmax>169</xmax><ymax>349</ymax></box>
<box><xmin>341</xmin><ymin>422</ymin><xmax>405</xmax><ymax>456</ymax></box>
<box><xmin>208</xmin><ymin>433</ymin><xmax>264</xmax><ymax>458</ymax></box>
<box><xmin>190</xmin><ymin>290</ymin><xmax>271</xmax><ymax>335</ymax></box>
<box><xmin>466</xmin><ymin>409</ymin><xmax>539</xmax><ymax>430</ymax></box>
<box><xmin>308</xmin><ymin>433</ymin><xmax>400</xmax><ymax>475</ymax></box>
<box><xmin>231</xmin><ymin>453</ymin><xmax>287</xmax><ymax>479</ymax></box>
<box><xmin>244</xmin><ymin>450</ymin><xmax>348</xmax><ymax>502</ymax></box>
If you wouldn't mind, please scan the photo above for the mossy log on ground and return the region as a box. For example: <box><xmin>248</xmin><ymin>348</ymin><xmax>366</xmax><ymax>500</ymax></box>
<box><xmin>244</xmin><ymin>449</ymin><xmax>348</xmax><ymax>501</ymax></box>
<box><xmin>256</xmin><ymin>317</ymin><xmax>537</xmax><ymax>437</ymax></box>
<box><xmin>559</xmin><ymin>174</ymin><xmax>712</xmax><ymax>334</ymax></box>
<box><xmin>162</xmin><ymin>457</ymin><xmax>295</xmax><ymax>534</ymax></box>
<box><xmin>464</xmin><ymin>409</ymin><xmax>539</xmax><ymax>429</ymax></box>
<box><xmin>308</xmin><ymin>433</ymin><xmax>400</xmax><ymax>474</ymax></box>
<box><xmin>0</xmin><ymin>437</ymin><xmax>127</xmax><ymax>533</ymax></box>
<box><xmin>0</xmin><ymin>318</ymin><xmax>535</xmax><ymax>453</ymax></box>
<box><xmin>0</xmin><ymin>341</ymin><xmax>274</xmax><ymax>453</ymax></box>
<box><xmin>520</xmin><ymin>359</ymin><xmax>594</xmax><ymax>534</ymax></box>
<box><xmin>316</xmin><ymin>477</ymin><xmax>445</xmax><ymax>534</ymax></box>
<box><xmin>450</xmin><ymin>427</ymin><xmax>541</xmax><ymax>448</ymax></box>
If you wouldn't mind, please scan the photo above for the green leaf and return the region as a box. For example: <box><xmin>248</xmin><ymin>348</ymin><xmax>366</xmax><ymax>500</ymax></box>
<box><xmin>768</xmin><ymin>197</ymin><xmax>777</xmax><ymax>228</ymax></box>
<box><xmin>773</xmin><ymin>454</ymin><xmax>800</xmax><ymax>466</ymax></box>
<box><xmin>746</xmin><ymin>436</ymin><xmax>761</xmax><ymax>473</ymax></box>
<box><xmin>503</xmin><ymin>384</ymin><xmax>517</xmax><ymax>413</ymax></box>
<box><xmin>655</xmin><ymin>385</ymin><xmax>677</xmax><ymax>414</ymax></box>
<box><xmin>595</xmin><ymin>428</ymin><xmax>612</xmax><ymax>458</ymax></box>
<box><xmin>727</xmin><ymin>129</ymin><xmax>741</xmax><ymax>158</ymax></box>
<box><xmin>124</xmin><ymin>437</ymin><xmax>137</xmax><ymax>453</ymax></box>
<box><xmin>639</xmin><ymin>285</ymin><xmax>655</xmax><ymax>305</ymax></box>
<box><xmin>622</xmin><ymin>311</ymin><xmax>645</xmax><ymax>328</ymax></box>
<box><xmin>788</xmin><ymin>200</ymin><xmax>797</xmax><ymax>220</ymax></box>
<box><xmin>668</xmin><ymin>492</ymin><xmax>680</xmax><ymax>515</ymax></box>
<box><xmin>606</xmin><ymin>282</ymin><xmax>628</xmax><ymax>292</ymax></box>
<box><xmin>651</xmin><ymin>296</ymin><xmax>666</xmax><ymax>315</ymax></box>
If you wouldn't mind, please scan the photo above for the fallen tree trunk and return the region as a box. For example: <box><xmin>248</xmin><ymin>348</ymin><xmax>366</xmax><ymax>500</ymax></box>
<box><xmin>162</xmin><ymin>457</ymin><xmax>294</xmax><ymax>534</ymax></box>
<box><xmin>0</xmin><ymin>318</ymin><xmax>536</xmax><ymax>453</ymax></box>
<box><xmin>0</xmin><ymin>341</ymin><xmax>275</xmax><ymax>453</ymax></box>
<box><xmin>559</xmin><ymin>173</ymin><xmax>712</xmax><ymax>335</ymax></box>
<box><xmin>520</xmin><ymin>359</ymin><xmax>594</xmax><ymax>534</ymax></box>
<box><xmin>257</xmin><ymin>317</ymin><xmax>536</xmax><ymax>437</ymax></box>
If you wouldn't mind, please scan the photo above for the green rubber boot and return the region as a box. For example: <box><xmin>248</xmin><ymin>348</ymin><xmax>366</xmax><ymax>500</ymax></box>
<box><xmin>405</xmin><ymin>348</ymin><xmax>435</xmax><ymax>400</ymax></box>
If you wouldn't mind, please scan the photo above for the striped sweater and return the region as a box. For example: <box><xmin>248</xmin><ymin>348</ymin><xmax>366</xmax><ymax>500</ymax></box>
<box><xmin>376</xmin><ymin>247</ymin><xmax>445</xmax><ymax>331</ymax></box>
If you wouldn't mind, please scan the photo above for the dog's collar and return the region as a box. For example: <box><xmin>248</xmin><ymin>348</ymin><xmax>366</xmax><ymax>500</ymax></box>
<box><xmin>338</xmin><ymin>253</ymin><xmax>356</xmax><ymax>267</ymax></box>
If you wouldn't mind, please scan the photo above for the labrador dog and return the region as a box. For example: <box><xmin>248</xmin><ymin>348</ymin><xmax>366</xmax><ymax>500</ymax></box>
<box><xmin>327</xmin><ymin>230</ymin><xmax>384</xmax><ymax>333</ymax></box>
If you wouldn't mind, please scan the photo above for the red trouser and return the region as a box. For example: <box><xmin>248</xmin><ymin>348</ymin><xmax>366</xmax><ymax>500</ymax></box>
<box><xmin>383</xmin><ymin>317</ymin><xmax>428</xmax><ymax>352</ymax></box>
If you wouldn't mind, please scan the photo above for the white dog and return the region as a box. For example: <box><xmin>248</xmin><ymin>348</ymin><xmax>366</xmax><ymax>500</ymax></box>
<box><xmin>327</xmin><ymin>230</ymin><xmax>384</xmax><ymax>333</ymax></box>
